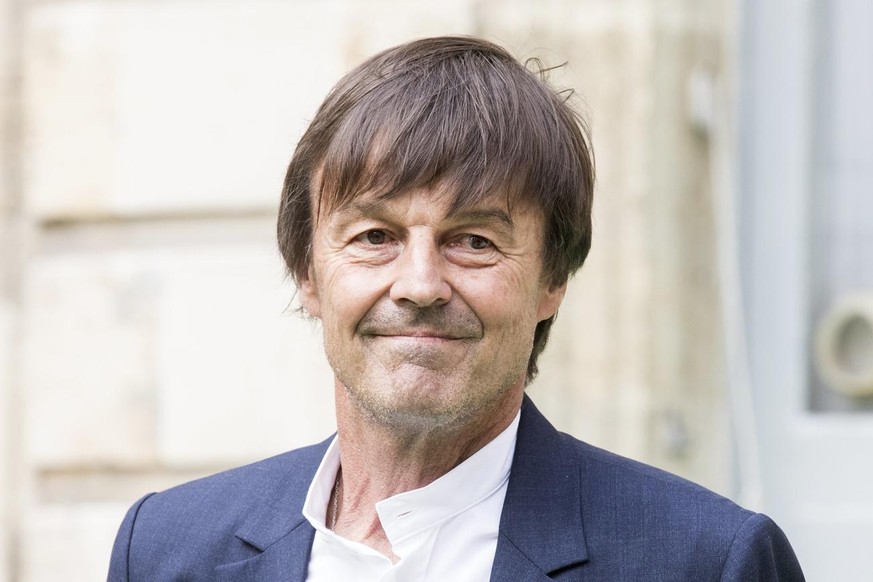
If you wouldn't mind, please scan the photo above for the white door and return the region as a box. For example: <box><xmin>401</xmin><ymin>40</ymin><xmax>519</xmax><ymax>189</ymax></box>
<box><xmin>739</xmin><ymin>1</ymin><xmax>873</xmax><ymax>579</ymax></box>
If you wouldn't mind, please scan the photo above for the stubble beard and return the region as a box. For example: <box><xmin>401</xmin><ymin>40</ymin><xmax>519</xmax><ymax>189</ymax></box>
<box><xmin>326</xmin><ymin>300</ymin><xmax>529</xmax><ymax>438</ymax></box>
<box><xmin>333</xmin><ymin>352</ymin><xmax>526</xmax><ymax>439</ymax></box>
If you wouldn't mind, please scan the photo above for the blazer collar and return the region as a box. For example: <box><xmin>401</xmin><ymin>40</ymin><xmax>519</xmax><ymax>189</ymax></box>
<box><xmin>491</xmin><ymin>395</ymin><xmax>589</xmax><ymax>580</ymax></box>
<box><xmin>214</xmin><ymin>396</ymin><xmax>587</xmax><ymax>581</ymax></box>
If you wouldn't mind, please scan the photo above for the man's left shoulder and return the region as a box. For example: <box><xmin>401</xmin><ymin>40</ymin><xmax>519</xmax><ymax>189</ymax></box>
<box><xmin>560</xmin><ymin>433</ymin><xmax>804</xmax><ymax>579</ymax></box>
<box><xmin>564</xmin><ymin>433</ymin><xmax>746</xmax><ymax>520</ymax></box>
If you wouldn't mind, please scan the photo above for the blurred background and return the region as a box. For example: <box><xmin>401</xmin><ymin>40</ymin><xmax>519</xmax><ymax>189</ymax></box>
<box><xmin>1</xmin><ymin>0</ymin><xmax>871</xmax><ymax>579</ymax></box>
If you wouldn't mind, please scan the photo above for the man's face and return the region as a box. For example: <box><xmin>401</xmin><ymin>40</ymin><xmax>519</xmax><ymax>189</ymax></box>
<box><xmin>299</xmin><ymin>187</ymin><xmax>566</xmax><ymax>431</ymax></box>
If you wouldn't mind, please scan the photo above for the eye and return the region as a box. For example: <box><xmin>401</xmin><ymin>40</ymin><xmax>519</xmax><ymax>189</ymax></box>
<box><xmin>466</xmin><ymin>235</ymin><xmax>492</xmax><ymax>250</ymax></box>
<box><xmin>445</xmin><ymin>233</ymin><xmax>498</xmax><ymax>267</ymax></box>
<box><xmin>363</xmin><ymin>229</ymin><xmax>388</xmax><ymax>245</ymax></box>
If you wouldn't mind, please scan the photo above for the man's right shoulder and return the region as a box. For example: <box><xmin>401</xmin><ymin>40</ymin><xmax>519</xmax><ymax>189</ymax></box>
<box><xmin>138</xmin><ymin>438</ymin><xmax>329</xmax><ymax>511</ymax></box>
<box><xmin>108</xmin><ymin>438</ymin><xmax>330</xmax><ymax>581</ymax></box>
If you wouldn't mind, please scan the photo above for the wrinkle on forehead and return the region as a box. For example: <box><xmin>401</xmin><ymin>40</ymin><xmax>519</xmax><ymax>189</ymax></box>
<box><xmin>310</xmin><ymin>99</ymin><xmax>536</xmax><ymax>225</ymax></box>
<box><xmin>334</xmin><ymin>190</ymin><xmax>517</xmax><ymax>226</ymax></box>
<box><xmin>312</xmin><ymin>163</ymin><xmax>531</xmax><ymax>229</ymax></box>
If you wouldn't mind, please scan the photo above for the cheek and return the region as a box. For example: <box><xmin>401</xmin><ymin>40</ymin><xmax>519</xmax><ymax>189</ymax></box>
<box><xmin>457</xmin><ymin>269</ymin><xmax>542</xmax><ymax>330</ymax></box>
<box><xmin>319</xmin><ymin>265</ymin><xmax>388</xmax><ymax>329</ymax></box>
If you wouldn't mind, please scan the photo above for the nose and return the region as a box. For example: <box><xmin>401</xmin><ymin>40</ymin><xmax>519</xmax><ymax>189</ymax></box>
<box><xmin>389</xmin><ymin>234</ymin><xmax>452</xmax><ymax>307</ymax></box>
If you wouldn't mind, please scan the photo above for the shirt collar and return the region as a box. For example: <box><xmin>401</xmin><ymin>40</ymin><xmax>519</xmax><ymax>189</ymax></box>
<box><xmin>302</xmin><ymin>436</ymin><xmax>342</xmax><ymax>532</ymax></box>
<box><xmin>376</xmin><ymin>412</ymin><xmax>520</xmax><ymax>546</ymax></box>
<box><xmin>302</xmin><ymin>411</ymin><xmax>521</xmax><ymax>548</ymax></box>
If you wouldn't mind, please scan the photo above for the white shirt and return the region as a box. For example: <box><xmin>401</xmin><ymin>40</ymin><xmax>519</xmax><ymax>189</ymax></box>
<box><xmin>301</xmin><ymin>412</ymin><xmax>520</xmax><ymax>581</ymax></box>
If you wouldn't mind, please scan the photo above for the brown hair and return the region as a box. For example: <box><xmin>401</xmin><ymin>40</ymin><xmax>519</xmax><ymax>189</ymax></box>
<box><xmin>277</xmin><ymin>35</ymin><xmax>594</xmax><ymax>381</ymax></box>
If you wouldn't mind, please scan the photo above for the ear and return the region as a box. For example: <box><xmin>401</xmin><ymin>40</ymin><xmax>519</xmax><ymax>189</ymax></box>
<box><xmin>536</xmin><ymin>281</ymin><xmax>567</xmax><ymax>322</ymax></box>
<box><xmin>297</xmin><ymin>271</ymin><xmax>322</xmax><ymax>319</ymax></box>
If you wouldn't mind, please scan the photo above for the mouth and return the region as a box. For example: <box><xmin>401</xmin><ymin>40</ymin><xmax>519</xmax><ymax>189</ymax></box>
<box><xmin>356</xmin><ymin>306</ymin><xmax>483</xmax><ymax>344</ymax></box>
<box><xmin>369</xmin><ymin>331</ymin><xmax>471</xmax><ymax>342</ymax></box>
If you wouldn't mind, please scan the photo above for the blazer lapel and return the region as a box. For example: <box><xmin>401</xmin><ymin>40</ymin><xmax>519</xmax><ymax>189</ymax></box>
<box><xmin>491</xmin><ymin>396</ymin><xmax>589</xmax><ymax>580</ymax></box>
<box><xmin>214</xmin><ymin>519</ymin><xmax>315</xmax><ymax>582</ymax></box>
<box><xmin>214</xmin><ymin>439</ymin><xmax>329</xmax><ymax>582</ymax></box>
<box><xmin>208</xmin><ymin>400</ymin><xmax>587</xmax><ymax>581</ymax></box>
<box><xmin>490</xmin><ymin>534</ymin><xmax>554</xmax><ymax>582</ymax></box>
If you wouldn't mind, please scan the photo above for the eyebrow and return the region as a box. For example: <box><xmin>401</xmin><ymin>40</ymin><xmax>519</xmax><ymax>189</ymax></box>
<box><xmin>337</xmin><ymin>200</ymin><xmax>515</xmax><ymax>229</ymax></box>
<box><xmin>451</xmin><ymin>208</ymin><xmax>514</xmax><ymax>229</ymax></box>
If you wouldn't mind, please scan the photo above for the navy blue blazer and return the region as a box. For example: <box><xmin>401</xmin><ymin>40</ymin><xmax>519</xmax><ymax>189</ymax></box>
<box><xmin>108</xmin><ymin>396</ymin><xmax>804</xmax><ymax>580</ymax></box>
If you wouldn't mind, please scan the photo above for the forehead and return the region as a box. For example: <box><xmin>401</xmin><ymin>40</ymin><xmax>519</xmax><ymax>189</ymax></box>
<box><xmin>317</xmin><ymin>185</ymin><xmax>540</xmax><ymax>229</ymax></box>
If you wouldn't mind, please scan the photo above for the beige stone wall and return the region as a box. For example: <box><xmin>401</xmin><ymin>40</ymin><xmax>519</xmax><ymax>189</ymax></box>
<box><xmin>2</xmin><ymin>0</ymin><xmax>20</xmax><ymax>579</ymax></box>
<box><xmin>2</xmin><ymin>0</ymin><xmax>733</xmax><ymax>579</ymax></box>
<box><xmin>483</xmin><ymin>0</ymin><xmax>732</xmax><ymax>489</ymax></box>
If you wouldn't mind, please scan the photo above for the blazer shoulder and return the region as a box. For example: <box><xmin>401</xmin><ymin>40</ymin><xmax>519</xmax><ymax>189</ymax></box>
<box><xmin>719</xmin><ymin>512</ymin><xmax>805</xmax><ymax>581</ymax></box>
<box><xmin>565</xmin><ymin>431</ymin><xmax>747</xmax><ymax>516</ymax></box>
<box><xmin>108</xmin><ymin>439</ymin><xmax>329</xmax><ymax>581</ymax></box>
<box><xmin>560</xmin><ymin>433</ymin><xmax>803</xmax><ymax>579</ymax></box>
<box><xmin>142</xmin><ymin>439</ymin><xmax>328</xmax><ymax>508</ymax></box>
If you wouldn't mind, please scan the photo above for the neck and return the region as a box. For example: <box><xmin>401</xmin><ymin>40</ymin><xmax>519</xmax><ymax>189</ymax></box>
<box><xmin>328</xmin><ymin>383</ymin><xmax>522</xmax><ymax>559</ymax></box>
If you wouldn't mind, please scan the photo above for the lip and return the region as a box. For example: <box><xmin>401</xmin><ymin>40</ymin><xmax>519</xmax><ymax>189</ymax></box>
<box><xmin>369</xmin><ymin>332</ymin><xmax>471</xmax><ymax>342</ymax></box>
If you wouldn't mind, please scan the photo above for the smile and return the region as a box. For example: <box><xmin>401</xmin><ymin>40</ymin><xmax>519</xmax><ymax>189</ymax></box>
<box><xmin>370</xmin><ymin>334</ymin><xmax>470</xmax><ymax>343</ymax></box>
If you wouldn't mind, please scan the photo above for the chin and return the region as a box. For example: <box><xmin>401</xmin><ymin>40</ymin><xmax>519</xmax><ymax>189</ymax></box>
<box><xmin>344</xmin><ymin>373</ymin><xmax>476</xmax><ymax>431</ymax></box>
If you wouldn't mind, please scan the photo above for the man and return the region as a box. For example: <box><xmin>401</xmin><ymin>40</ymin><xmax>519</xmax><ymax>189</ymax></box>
<box><xmin>108</xmin><ymin>36</ymin><xmax>804</xmax><ymax>581</ymax></box>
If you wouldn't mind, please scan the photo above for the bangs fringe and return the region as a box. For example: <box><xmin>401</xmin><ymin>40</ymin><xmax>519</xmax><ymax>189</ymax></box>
<box><xmin>315</xmin><ymin>49</ymin><xmax>585</xmax><ymax>227</ymax></box>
